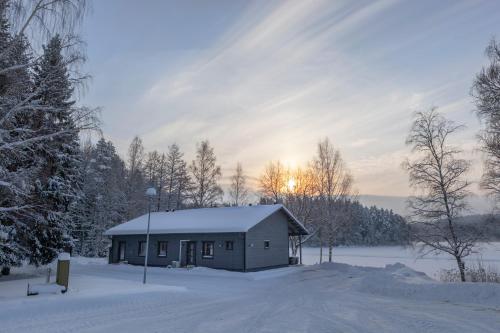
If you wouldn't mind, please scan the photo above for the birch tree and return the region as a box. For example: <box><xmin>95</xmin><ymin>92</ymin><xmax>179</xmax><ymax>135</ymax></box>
<box><xmin>312</xmin><ymin>138</ymin><xmax>353</xmax><ymax>263</ymax></box>
<box><xmin>403</xmin><ymin>108</ymin><xmax>478</xmax><ymax>282</ymax></box>
<box><xmin>471</xmin><ymin>39</ymin><xmax>500</xmax><ymax>203</ymax></box>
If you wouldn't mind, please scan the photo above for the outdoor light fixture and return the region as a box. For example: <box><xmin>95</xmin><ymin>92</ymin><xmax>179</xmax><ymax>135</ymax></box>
<box><xmin>143</xmin><ymin>187</ymin><xmax>157</xmax><ymax>284</ymax></box>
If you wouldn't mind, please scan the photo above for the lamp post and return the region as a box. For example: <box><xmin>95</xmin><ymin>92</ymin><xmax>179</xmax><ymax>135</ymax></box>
<box><xmin>143</xmin><ymin>187</ymin><xmax>157</xmax><ymax>284</ymax></box>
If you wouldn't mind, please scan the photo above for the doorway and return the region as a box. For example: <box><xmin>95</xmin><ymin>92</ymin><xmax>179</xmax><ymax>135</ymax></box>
<box><xmin>186</xmin><ymin>241</ymin><xmax>196</xmax><ymax>266</ymax></box>
<box><xmin>118</xmin><ymin>241</ymin><xmax>126</xmax><ymax>261</ymax></box>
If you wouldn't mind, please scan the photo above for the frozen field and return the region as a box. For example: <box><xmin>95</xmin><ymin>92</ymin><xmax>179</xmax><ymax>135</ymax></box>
<box><xmin>0</xmin><ymin>246</ymin><xmax>499</xmax><ymax>333</ymax></box>
<box><xmin>301</xmin><ymin>243</ymin><xmax>500</xmax><ymax>279</ymax></box>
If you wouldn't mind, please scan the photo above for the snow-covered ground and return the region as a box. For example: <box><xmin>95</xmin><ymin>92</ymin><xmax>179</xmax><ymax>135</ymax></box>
<box><xmin>0</xmin><ymin>247</ymin><xmax>499</xmax><ymax>333</ymax></box>
<box><xmin>301</xmin><ymin>242</ymin><xmax>500</xmax><ymax>279</ymax></box>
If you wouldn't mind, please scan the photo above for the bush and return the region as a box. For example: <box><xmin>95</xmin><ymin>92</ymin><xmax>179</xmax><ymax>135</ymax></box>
<box><xmin>1</xmin><ymin>266</ymin><xmax>10</xmax><ymax>276</ymax></box>
<box><xmin>439</xmin><ymin>259</ymin><xmax>500</xmax><ymax>283</ymax></box>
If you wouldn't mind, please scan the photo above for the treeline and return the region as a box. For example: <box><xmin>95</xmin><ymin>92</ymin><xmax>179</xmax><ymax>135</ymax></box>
<box><xmin>302</xmin><ymin>202</ymin><xmax>410</xmax><ymax>247</ymax></box>
<box><xmin>335</xmin><ymin>202</ymin><xmax>409</xmax><ymax>246</ymax></box>
<box><xmin>73</xmin><ymin>133</ymin><xmax>412</xmax><ymax>259</ymax></box>
<box><xmin>256</xmin><ymin>139</ymin><xmax>409</xmax><ymax>261</ymax></box>
<box><xmin>73</xmin><ymin>138</ymin><xmax>225</xmax><ymax>257</ymax></box>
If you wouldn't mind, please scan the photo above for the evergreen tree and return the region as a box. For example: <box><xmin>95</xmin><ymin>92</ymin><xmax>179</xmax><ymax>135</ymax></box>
<box><xmin>0</xmin><ymin>2</ymin><xmax>35</xmax><ymax>267</ymax></box>
<box><xmin>21</xmin><ymin>35</ymin><xmax>83</xmax><ymax>266</ymax></box>
<box><xmin>1</xmin><ymin>0</ymin><xmax>95</xmax><ymax>267</ymax></box>
<box><xmin>74</xmin><ymin>138</ymin><xmax>126</xmax><ymax>256</ymax></box>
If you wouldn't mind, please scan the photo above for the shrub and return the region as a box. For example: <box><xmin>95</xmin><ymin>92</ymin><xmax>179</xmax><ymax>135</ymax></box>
<box><xmin>439</xmin><ymin>259</ymin><xmax>500</xmax><ymax>283</ymax></box>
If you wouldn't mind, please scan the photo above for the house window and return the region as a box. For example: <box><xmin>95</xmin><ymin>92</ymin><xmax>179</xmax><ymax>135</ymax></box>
<box><xmin>202</xmin><ymin>241</ymin><xmax>214</xmax><ymax>258</ymax></box>
<box><xmin>157</xmin><ymin>241</ymin><xmax>167</xmax><ymax>257</ymax></box>
<box><xmin>225</xmin><ymin>241</ymin><xmax>234</xmax><ymax>251</ymax></box>
<box><xmin>264</xmin><ymin>240</ymin><xmax>270</xmax><ymax>249</ymax></box>
<box><xmin>138</xmin><ymin>241</ymin><xmax>147</xmax><ymax>256</ymax></box>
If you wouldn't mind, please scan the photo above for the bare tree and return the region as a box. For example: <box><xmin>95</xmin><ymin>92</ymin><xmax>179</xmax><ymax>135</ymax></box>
<box><xmin>284</xmin><ymin>166</ymin><xmax>317</xmax><ymax>257</ymax></box>
<box><xmin>155</xmin><ymin>153</ymin><xmax>167</xmax><ymax>211</ymax></box>
<box><xmin>8</xmin><ymin>0</ymin><xmax>87</xmax><ymax>41</ymax></box>
<box><xmin>175</xmin><ymin>160</ymin><xmax>191</xmax><ymax>210</ymax></box>
<box><xmin>144</xmin><ymin>150</ymin><xmax>160</xmax><ymax>186</ymax></box>
<box><xmin>403</xmin><ymin>108</ymin><xmax>477</xmax><ymax>282</ymax></box>
<box><xmin>143</xmin><ymin>150</ymin><xmax>169</xmax><ymax>211</ymax></box>
<box><xmin>124</xmin><ymin>136</ymin><xmax>146</xmax><ymax>218</ymax></box>
<box><xmin>471</xmin><ymin>39</ymin><xmax>500</xmax><ymax>203</ymax></box>
<box><xmin>164</xmin><ymin>144</ymin><xmax>190</xmax><ymax>210</ymax></box>
<box><xmin>2</xmin><ymin>0</ymin><xmax>89</xmax><ymax>85</ymax></box>
<box><xmin>127</xmin><ymin>136</ymin><xmax>144</xmax><ymax>178</ymax></box>
<box><xmin>259</xmin><ymin>160</ymin><xmax>286</xmax><ymax>203</ymax></box>
<box><xmin>189</xmin><ymin>140</ymin><xmax>222</xmax><ymax>207</ymax></box>
<box><xmin>312</xmin><ymin>138</ymin><xmax>353</xmax><ymax>263</ymax></box>
<box><xmin>229</xmin><ymin>162</ymin><xmax>248</xmax><ymax>206</ymax></box>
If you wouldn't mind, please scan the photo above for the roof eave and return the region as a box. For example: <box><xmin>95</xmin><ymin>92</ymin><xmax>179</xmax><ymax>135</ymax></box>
<box><xmin>279</xmin><ymin>205</ymin><xmax>309</xmax><ymax>236</ymax></box>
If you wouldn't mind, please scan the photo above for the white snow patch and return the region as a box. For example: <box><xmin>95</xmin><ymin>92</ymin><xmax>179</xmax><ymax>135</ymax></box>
<box><xmin>301</xmin><ymin>243</ymin><xmax>500</xmax><ymax>278</ymax></box>
<box><xmin>1</xmin><ymin>249</ymin><xmax>499</xmax><ymax>332</ymax></box>
<box><xmin>28</xmin><ymin>283</ymin><xmax>65</xmax><ymax>295</ymax></box>
<box><xmin>352</xmin><ymin>262</ymin><xmax>500</xmax><ymax>307</ymax></box>
<box><xmin>57</xmin><ymin>252</ymin><xmax>70</xmax><ymax>261</ymax></box>
<box><xmin>104</xmin><ymin>204</ymin><xmax>305</xmax><ymax>235</ymax></box>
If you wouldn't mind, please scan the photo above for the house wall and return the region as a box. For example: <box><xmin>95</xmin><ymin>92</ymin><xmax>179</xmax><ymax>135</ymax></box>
<box><xmin>245</xmin><ymin>210</ymin><xmax>290</xmax><ymax>270</ymax></box>
<box><xmin>110</xmin><ymin>233</ymin><xmax>245</xmax><ymax>271</ymax></box>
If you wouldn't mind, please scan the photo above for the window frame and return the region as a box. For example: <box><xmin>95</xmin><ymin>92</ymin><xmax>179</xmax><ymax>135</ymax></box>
<box><xmin>157</xmin><ymin>241</ymin><xmax>168</xmax><ymax>257</ymax></box>
<box><xmin>202</xmin><ymin>241</ymin><xmax>215</xmax><ymax>259</ymax></box>
<box><xmin>264</xmin><ymin>240</ymin><xmax>270</xmax><ymax>249</ymax></box>
<box><xmin>138</xmin><ymin>241</ymin><xmax>147</xmax><ymax>257</ymax></box>
<box><xmin>225</xmin><ymin>241</ymin><xmax>234</xmax><ymax>251</ymax></box>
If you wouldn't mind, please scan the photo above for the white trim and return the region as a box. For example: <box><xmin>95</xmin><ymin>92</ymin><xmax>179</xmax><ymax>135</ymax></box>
<box><xmin>178</xmin><ymin>240</ymin><xmax>190</xmax><ymax>264</ymax></box>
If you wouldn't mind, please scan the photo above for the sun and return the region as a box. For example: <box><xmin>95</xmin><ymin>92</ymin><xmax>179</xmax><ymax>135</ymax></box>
<box><xmin>287</xmin><ymin>178</ymin><xmax>296</xmax><ymax>192</ymax></box>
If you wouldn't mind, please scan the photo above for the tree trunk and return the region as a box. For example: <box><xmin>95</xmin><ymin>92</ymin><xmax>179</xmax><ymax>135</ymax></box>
<box><xmin>455</xmin><ymin>256</ymin><xmax>466</xmax><ymax>282</ymax></box>
<box><xmin>328</xmin><ymin>242</ymin><xmax>333</xmax><ymax>263</ymax></box>
<box><xmin>157</xmin><ymin>188</ymin><xmax>162</xmax><ymax>212</ymax></box>
<box><xmin>319</xmin><ymin>228</ymin><xmax>323</xmax><ymax>264</ymax></box>
<box><xmin>289</xmin><ymin>236</ymin><xmax>297</xmax><ymax>256</ymax></box>
<box><xmin>299</xmin><ymin>234</ymin><xmax>302</xmax><ymax>265</ymax></box>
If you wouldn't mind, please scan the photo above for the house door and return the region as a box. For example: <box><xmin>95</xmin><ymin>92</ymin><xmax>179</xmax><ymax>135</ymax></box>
<box><xmin>186</xmin><ymin>241</ymin><xmax>196</xmax><ymax>266</ymax></box>
<box><xmin>118</xmin><ymin>241</ymin><xmax>126</xmax><ymax>261</ymax></box>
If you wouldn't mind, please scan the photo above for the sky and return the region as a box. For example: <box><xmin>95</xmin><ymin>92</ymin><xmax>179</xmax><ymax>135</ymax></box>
<box><xmin>80</xmin><ymin>0</ymin><xmax>500</xmax><ymax>197</ymax></box>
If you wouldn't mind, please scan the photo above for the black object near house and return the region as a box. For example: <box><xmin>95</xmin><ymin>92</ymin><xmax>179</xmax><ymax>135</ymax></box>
<box><xmin>104</xmin><ymin>204</ymin><xmax>308</xmax><ymax>271</ymax></box>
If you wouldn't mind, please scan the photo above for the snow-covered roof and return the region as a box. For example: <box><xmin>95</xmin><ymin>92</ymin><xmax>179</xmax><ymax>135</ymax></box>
<box><xmin>104</xmin><ymin>204</ymin><xmax>308</xmax><ymax>236</ymax></box>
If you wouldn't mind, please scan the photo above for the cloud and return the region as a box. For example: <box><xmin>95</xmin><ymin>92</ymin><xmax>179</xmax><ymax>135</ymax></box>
<box><xmin>350</xmin><ymin>138</ymin><xmax>378</xmax><ymax>148</ymax></box>
<box><xmin>91</xmin><ymin>0</ymin><xmax>490</xmax><ymax>196</ymax></box>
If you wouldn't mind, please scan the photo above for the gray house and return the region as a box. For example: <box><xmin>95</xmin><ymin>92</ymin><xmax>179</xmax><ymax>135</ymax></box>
<box><xmin>104</xmin><ymin>204</ymin><xmax>308</xmax><ymax>271</ymax></box>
